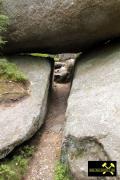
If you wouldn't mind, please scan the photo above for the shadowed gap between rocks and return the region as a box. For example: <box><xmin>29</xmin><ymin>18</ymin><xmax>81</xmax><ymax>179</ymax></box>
<box><xmin>23</xmin><ymin>54</ymin><xmax>76</xmax><ymax>180</ymax></box>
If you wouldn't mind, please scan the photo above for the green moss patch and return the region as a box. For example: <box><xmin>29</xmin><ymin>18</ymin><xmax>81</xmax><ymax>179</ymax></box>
<box><xmin>31</xmin><ymin>53</ymin><xmax>60</xmax><ymax>61</ymax></box>
<box><xmin>0</xmin><ymin>59</ymin><xmax>30</xmax><ymax>104</ymax></box>
<box><xmin>0</xmin><ymin>59</ymin><xmax>27</xmax><ymax>82</ymax></box>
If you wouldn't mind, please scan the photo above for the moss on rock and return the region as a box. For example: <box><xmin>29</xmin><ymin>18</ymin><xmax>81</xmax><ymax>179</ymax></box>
<box><xmin>0</xmin><ymin>59</ymin><xmax>30</xmax><ymax>104</ymax></box>
<box><xmin>0</xmin><ymin>59</ymin><xmax>27</xmax><ymax>82</ymax></box>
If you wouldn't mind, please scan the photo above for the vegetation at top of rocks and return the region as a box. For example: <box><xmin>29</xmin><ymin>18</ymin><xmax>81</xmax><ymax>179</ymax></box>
<box><xmin>0</xmin><ymin>14</ymin><xmax>8</xmax><ymax>32</ymax></box>
<box><xmin>0</xmin><ymin>59</ymin><xmax>28</xmax><ymax>82</ymax></box>
<box><xmin>54</xmin><ymin>162</ymin><xmax>72</xmax><ymax>180</ymax></box>
<box><xmin>0</xmin><ymin>145</ymin><xmax>35</xmax><ymax>180</ymax></box>
<box><xmin>0</xmin><ymin>0</ymin><xmax>9</xmax><ymax>48</ymax></box>
<box><xmin>31</xmin><ymin>53</ymin><xmax>60</xmax><ymax>61</ymax></box>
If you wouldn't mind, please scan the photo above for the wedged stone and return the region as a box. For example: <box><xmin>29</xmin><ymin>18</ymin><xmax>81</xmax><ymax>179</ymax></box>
<box><xmin>0</xmin><ymin>56</ymin><xmax>53</xmax><ymax>159</ymax></box>
<box><xmin>62</xmin><ymin>44</ymin><xmax>120</xmax><ymax>179</ymax></box>
<box><xmin>58</xmin><ymin>54</ymin><xmax>77</xmax><ymax>61</ymax></box>
<box><xmin>1</xmin><ymin>1</ymin><xmax>120</xmax><ymax>53</ymax></box>
<box><xmin>54</xmin><ymin>59</ymin><xmax>75</xmax><ymax>83</ymax></box>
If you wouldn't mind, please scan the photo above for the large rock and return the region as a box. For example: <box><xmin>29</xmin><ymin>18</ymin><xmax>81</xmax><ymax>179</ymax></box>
<box><xmin>0</xmin><ymin>56</ymin><xmax>53</xmax><ymax>159</ymax></box>
<box><xmin>1</xmin><ymin>0</ymin><xmax>120</xmax><ymax>54</ymax></box>
<box><xmin>61</xmin><ymin>44</ymin><xmax>120</xmax><ymax>179</ymax></box>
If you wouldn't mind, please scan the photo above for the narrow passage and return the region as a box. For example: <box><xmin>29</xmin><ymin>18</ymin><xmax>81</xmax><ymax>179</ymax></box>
<box><xmin>24</xmin><ymin>80</ymin><xmax>71</xmax><ymax>180</ymax></box>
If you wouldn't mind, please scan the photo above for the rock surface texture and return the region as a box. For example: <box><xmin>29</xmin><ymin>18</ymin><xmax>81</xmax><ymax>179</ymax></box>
<box><xmin>2</xmin><ymin>0</ymin><xmax>120</xmax><ymax>53</ymax></box>
<box><xmin>62</xmin><ymin>44</ymin><xmax>120</xmax><ymax>179</ymax></box>
<box><xmin>58</xmin><ymin>54</ymin><xmax>77</xmax><ymax>61</ymax></box>
<box><xmin>0</xmin><ymin>56</ymin><xmax>52</xmax><ymax>159</ymax></box>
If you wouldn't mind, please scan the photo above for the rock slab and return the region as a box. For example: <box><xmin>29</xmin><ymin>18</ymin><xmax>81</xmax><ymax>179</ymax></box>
<box><xmin>62</xmin><ymin>44</ymin><xmax>120</xmax><ymax>179</ymax></box>
<box><xmin>0</xmin><ymin>56</ymin><xmax>52</xmax><ymax>159</ymax></box>
<box><xmin>2</xmin><ymin>0</ymin><xmax>120</xmax><ymax>53</ymax></box>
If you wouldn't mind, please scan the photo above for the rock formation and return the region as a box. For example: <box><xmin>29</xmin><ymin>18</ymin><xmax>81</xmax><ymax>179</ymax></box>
<box><xmin>0</xmin><ymin>56</ymin><xmax>53</xmax><ymax>159</ymax></box>
<box><xmin>1</xmin><ymin>0</ymin><xmax>120</xmax><ymax>53</ymax></box>
<box><xmin>62</xmin><ymin>43</ymin><xmax>120</xmax><ymax>179</ymax></box>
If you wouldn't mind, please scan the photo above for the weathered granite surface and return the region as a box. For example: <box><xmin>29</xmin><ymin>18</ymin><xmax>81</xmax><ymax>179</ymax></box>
<box><xmin>0</xmin><ymin>56</ymin><xmax>53</xmax><ymax>158</ymax></box>
<box><xmin>1</xmin><ymin>0</ymin><xmax>120</xmax><ymax>53</ymax></box>
<box><xmin>62</xmin><ymin>44</ymin><xmax>120</xmax><ymax>179</ymax></box>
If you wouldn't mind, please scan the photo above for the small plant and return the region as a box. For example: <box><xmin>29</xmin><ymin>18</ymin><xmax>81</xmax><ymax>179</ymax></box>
<box><xmin>19</xmin><ymin>145</ymin><xmax>35</xmax><ymax>158</ymax></box>
<box><xmin>0</xmin><ymin>145</ymin><xmax>35</xmax><ymax>180</ymax></box>
<box><xmin>0</xmin><ymin>0</ymin><xmax>9</xmax><ymax>48</ymax></box>
<box><xmin>0</xmin><ymin>59</ymin><xmax>27</xmax><ymax>82</ymax></box>
<box><xmin>13</xmin><ymin>155</ymin><xmax>28</xmax><ymax>174</ymax></box>
<box><xmin>0</xmin><ymin>164</ymin><xmax>17</xmax><ymax>180</ymax></box>
<box><xmin>0</xmin><ymin>15</ymin><xmax>9</xmax><ymax>32</ymax></box>
<box><xmin>55</xmin><ymin>162</ymin><xmax>72</xmax><ymax>180</ymax></box>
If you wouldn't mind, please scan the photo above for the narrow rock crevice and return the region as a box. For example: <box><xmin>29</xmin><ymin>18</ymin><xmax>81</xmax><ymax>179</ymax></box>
<box><xmin>24</xmin><ymin>57</ymin><xmax>76</xmax><ymax>180</ymax></box>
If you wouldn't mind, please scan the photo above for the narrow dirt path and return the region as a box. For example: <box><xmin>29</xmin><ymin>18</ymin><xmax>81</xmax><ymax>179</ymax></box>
<box><xmin>24</xmin><ymin>82</ymin><xmax>70</xmax><ymax>180</ymax></box>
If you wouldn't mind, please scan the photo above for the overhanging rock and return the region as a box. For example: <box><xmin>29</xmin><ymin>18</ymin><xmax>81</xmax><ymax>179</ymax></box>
<box><xmin>1</xmin><ymin>0</ymin><xmax>120</xmax><ymax>53</ymax></box>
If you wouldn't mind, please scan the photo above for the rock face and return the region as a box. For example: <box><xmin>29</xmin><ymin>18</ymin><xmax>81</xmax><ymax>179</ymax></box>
<box><xmin>2</xmin><ymin>0</ymin><xmax>120</xmax><ymax>54</ymax></box>
<box><xmin>62</xmin><ymin>44</ymin><xmax>120</xmax><ymax>179</ymax></box>
<box><xmin>0</xmin><ymin>56</ymin><xmax>53</xmax><ymax>159</ymax></box>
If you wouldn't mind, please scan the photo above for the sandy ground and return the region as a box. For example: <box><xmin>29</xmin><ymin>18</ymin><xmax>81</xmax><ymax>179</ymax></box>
<box><xmin>24</xmin><ymin>82</ymin><xmax>70</xmax><ymax>180</ymax></box>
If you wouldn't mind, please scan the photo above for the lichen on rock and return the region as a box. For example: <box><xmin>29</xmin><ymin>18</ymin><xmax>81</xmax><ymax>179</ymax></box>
<box><xmin>61</xmin><ymin>135</ymin><xmax>110</xmax><ymax>180</ymax></box>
